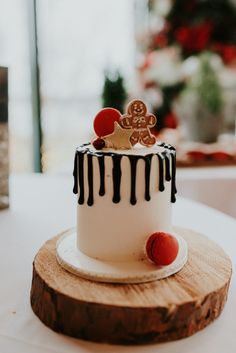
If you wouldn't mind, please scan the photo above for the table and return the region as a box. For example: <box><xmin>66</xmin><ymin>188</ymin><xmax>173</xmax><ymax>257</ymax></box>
<box><xmin>177</xmin><ymin>166</ymin><xmax>236</xmax><ymax>218</ymax></box>
<box><xmin>0</xmin><ymin>174</ymin><xmax>236</xmax><ymax>353</ymax></box>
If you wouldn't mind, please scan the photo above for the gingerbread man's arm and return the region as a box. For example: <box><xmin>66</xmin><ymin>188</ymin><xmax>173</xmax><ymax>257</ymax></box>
<box><xmin>120</xmin><ymin>114</ymin><xmax>133</xmax><ymax>129</ymax></box>
<box><xmin>145</xmin><ymin>114</ymin><xmax>157</xmax><ymax>128</ymax></box>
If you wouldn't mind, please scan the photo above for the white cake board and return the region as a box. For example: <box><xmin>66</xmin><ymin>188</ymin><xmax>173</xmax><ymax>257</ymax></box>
<box><xmin>56</xmin><ymin>230</ymin><xmax>188</xmax><ymax>284</ymax></box>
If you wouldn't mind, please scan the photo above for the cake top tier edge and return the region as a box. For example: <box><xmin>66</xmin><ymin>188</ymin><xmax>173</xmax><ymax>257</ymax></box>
<box><xmin>76</xmin><ymin>141</ymin><xmax>176</xmax><ymax>157</ymax></box>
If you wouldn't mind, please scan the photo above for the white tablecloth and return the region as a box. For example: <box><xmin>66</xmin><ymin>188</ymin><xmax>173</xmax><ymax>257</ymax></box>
<box><xmin>0</xmin><ymin>174</ymin><xmax>236</xmax><ymax>353</ymax></box>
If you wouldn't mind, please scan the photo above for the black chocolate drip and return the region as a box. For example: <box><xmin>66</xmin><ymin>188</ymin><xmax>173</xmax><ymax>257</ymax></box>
<box><xmin>157</xmin><ymin>154</ymin><xmax>165</xmax><ymax>192</ymax></box>
<box><xmin>98</xmin><ymin>155</ymin><xmax>105</xmax><ymax>196</ymax></box>
<box><xmin>129</xmin><ymin>156</ymin><xmax>138</xmax><ymax>205</ymax></box>
<box><xmin>87</xmin><ymin>154</ymin><xmax>94</xmax><ymax>206</ymax></box>
<box><xmin>164</xmin><ymin>153</ymin><xmax>171</xmax><ymax>182</ymax></box>
<box><xmin>78</xmin><ymin>153</ymin><xmax>85</xmax><ymax>204</ymax></box>
<box><xmin>73</xmin><ymin>142</ymin><xmax>177</xmax><ymax>205</ymax></box>
<box><xmin>112</xmin><ymin>155</ymin><xmax>122</xmax><ymax>203</ymax></box>
<box><xmin>73</xmin><ymin>152</ymin><xmax>78</xmax><ymax>194</ymax></box>
<box><xmin>144</xmin><ymin>155</ymin><xmax>153</xmax><ymax>201</ymax></box>
<box><xmin>157</xmin><ymin>141</ymin><xmax>176</xmax><ymax>151</ymax></box>
<box><xmin>171</xmin><ymin>152</ymin><xmax>177</xmax><ymax>203</ymax></box>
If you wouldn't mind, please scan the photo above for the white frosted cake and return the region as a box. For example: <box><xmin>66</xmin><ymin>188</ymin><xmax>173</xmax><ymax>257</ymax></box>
<box><xmin>57</xmin><ymin>99</ymin><xmax>187</xmax><ymax>283</ymax></box>
<box><xmin>73</xmin><ymin>142</ymin><xmax>176</xmax><ymax>262</ymax></box>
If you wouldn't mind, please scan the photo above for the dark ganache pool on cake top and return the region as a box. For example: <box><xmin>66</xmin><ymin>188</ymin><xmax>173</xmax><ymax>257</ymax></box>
<box><xmin>73</xmin><ymin>141</ymin><xmax>177</xmax><ymax>207</ymax></box>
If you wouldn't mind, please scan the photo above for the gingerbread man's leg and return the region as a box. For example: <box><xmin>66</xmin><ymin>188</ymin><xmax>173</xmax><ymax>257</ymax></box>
<box><xmin>140</xmin><ymin>130</ymin><xmax>156</xmax><ymax>147</ymax></box>
<box><xmin>130</xmin><ymin>130</ymin><xmax>140</xmax><ymax>146</ymax></box>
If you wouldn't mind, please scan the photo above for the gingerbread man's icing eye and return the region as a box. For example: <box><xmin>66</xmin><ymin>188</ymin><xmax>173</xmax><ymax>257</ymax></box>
<box><xmin>140</xmin><ymin>117</ymin><xmax>146</xmax><ymax>123</ymax></box>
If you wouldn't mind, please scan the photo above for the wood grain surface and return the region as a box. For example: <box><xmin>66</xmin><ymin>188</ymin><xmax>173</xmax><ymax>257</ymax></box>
<box><xmin>30</xmin><ymin>227</ymin><xmax>232</xmax><ymax>344</ymax></box>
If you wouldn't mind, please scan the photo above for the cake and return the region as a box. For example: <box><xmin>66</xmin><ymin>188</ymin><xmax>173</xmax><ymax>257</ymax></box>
<box><xmin>31</xmin><ymin>99</ymin><xmax>231</xmax><ymax>343</ymax></box>
<box><xmin>56</xmin><ymin>99</ymin><xmax>188</xmax><ymax>283</ymax></box>
<box><xmin>73</xmin><ymin>142</ymin><xmax>176</xmax><ymax>262</ymax></box>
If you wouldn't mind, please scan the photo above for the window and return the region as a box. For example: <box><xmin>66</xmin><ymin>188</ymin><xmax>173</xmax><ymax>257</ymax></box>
<box><xmin>0</xmin><ymin>0</ymin><xmax>135</xmax><ymax>173</ymax></box>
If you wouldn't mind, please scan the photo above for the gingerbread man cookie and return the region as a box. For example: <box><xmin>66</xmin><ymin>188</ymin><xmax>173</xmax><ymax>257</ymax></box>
<box><xmin>120</xmin><ymin>100</ymin><xmax>157</xmax><ymax>147</ymax></box>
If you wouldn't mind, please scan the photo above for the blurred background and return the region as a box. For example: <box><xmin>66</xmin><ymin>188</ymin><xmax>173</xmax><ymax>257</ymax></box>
<box><xmin>0</xmin><ymin>0</ymin><xmax>236</xmax><ymax>175</ymax></box>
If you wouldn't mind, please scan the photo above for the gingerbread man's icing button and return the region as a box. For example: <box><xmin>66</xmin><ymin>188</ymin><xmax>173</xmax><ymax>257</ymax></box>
<box><xmin>120</xmin><ymin>100</ymin><xmax>157</xmax><ymax>147</ymax></box>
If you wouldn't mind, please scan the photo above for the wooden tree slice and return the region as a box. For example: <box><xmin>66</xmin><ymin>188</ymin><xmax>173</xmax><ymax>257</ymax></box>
<box><xmin>30</xmin><ymin>227</ymin><xmax>232</xmax><ymax>345</ymax></box>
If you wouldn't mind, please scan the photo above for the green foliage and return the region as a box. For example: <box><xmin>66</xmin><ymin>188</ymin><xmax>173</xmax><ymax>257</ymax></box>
<box><xmin>102</xmin><ymin>72</ymin><xmax>127</xmax><ymax>113</ymax></box>
<box><xmin>197</xmin><ymin>53</ymin><xmax>223</xmax><ymax>114</ymax></box>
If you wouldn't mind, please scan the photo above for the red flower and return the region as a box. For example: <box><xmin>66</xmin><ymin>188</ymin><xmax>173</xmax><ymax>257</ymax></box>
<box><xmin>152</xmin><ymin>23</ymin><xmax>171</xmax><ymax>49</ymax></box>
<box><xmin>175</xmin><ymin>22</ymin><xmax>213</xmax><ymax>53</ymax></box>
<box><xmin>153</xmin><ymin>31</ymin><xmax>168</xmax><ymax>49</ymax></box>
<box><xmin>214</xmin><ymin>44</ymin><xmax>236</xmax><ymax>65</ymax></box>
<box><xmin>164</xmin><ymin>112</ymin><xmax>178</xmax><ymax>129</ymax></box>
